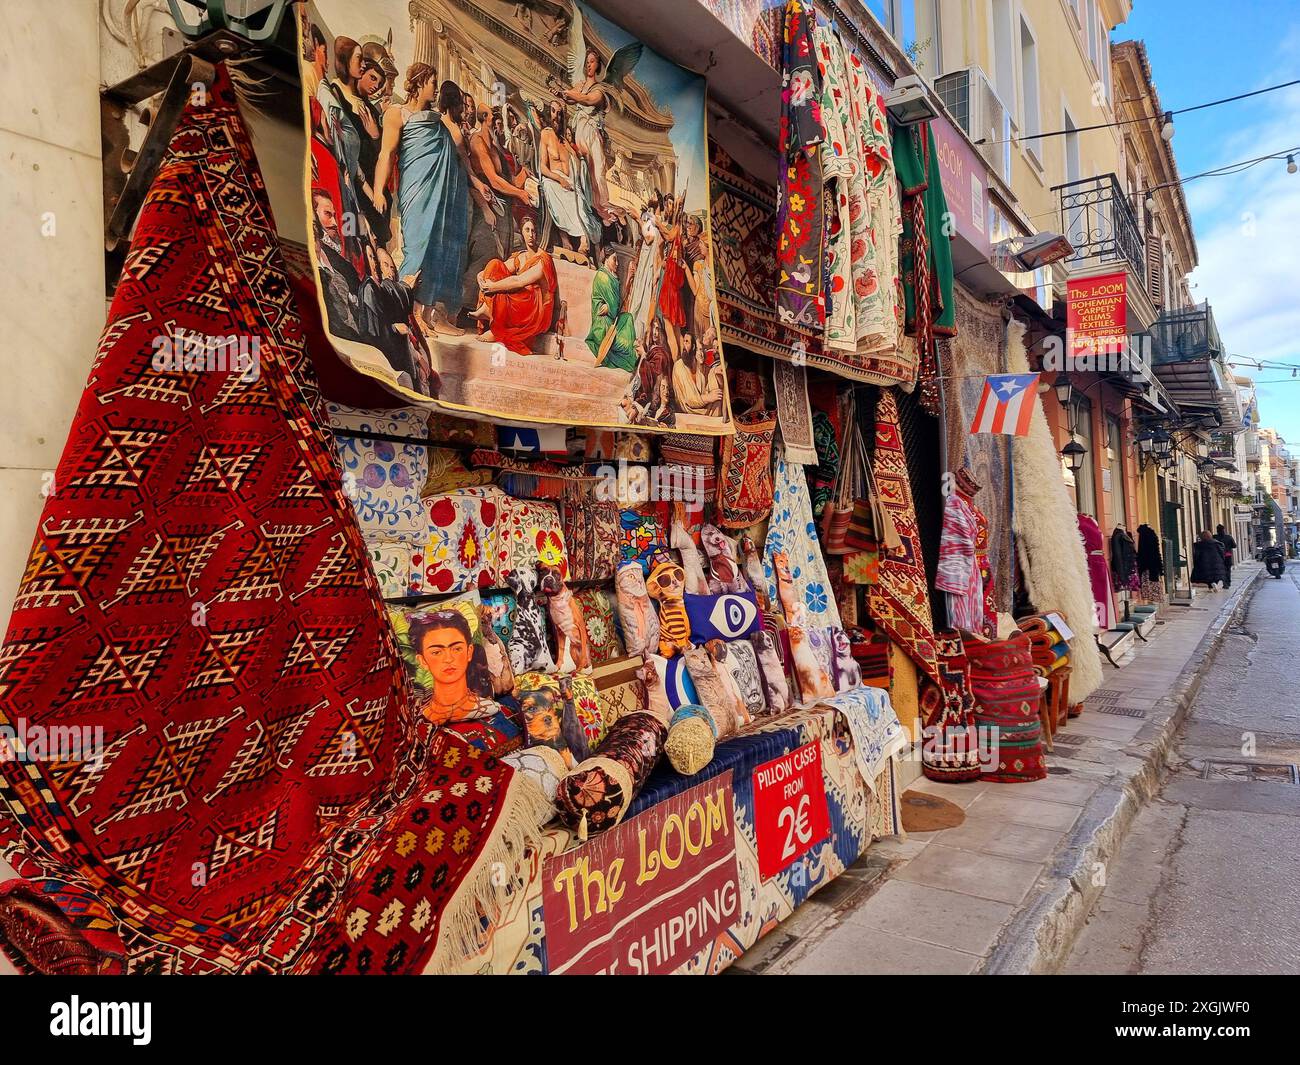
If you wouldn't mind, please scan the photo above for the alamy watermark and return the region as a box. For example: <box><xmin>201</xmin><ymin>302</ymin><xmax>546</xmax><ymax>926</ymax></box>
<box><xmin>1041</xmin><ymin>332</ymin><xmax>1153</xmax><ymax>377</ymax></box>
<box><xmin>0</xmin><ymin>717</ymin><xmax>104</xmax><ymax>767</ymax></box>
<box><xmin>151</xmin><ymin>327</ymin><xmax>261</xmax><ymax>382</ymax></box>
<box><xmin>592</xmin><ymin>460</ymin><xmax>704</xmax><ymax>506</ymax></box>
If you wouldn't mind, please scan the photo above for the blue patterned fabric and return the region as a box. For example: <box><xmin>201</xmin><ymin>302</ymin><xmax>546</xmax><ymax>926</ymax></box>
<box><xmin>762</xmin><ymin>442</ymin><xmax>843</xmax><ymax>630</ymax></box>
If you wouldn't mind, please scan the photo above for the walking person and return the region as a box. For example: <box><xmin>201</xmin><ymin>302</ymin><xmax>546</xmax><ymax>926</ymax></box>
<box><xmin>1191</xmin><ymin>530</ymin><xmax>1227</xmax><ymax>592</ymax></box>
<box><xmin>1214</xmin><ymin>524</ymin><xmax>1237</xmax><ymax>588</ymax></box>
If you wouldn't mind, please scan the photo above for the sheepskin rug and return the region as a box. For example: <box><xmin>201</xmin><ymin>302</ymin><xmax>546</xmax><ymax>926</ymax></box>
<box><xmin>1006</xmin><ymin>319</ymin><xmax>1104</xmax><ymax>702</ymax></box>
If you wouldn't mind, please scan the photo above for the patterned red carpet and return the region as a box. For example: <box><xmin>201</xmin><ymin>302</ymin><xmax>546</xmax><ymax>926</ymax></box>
<box><xmin>0</xmin><ymin>71</ymin><xmax>542</xmax><ymax>974</ymax></box>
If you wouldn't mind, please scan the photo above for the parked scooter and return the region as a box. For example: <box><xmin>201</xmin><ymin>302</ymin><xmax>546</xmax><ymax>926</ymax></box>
<box><xmin>1263</xmin><ymin>545</ymin><xmax>1286</xmax><ymax>578</ymax></box>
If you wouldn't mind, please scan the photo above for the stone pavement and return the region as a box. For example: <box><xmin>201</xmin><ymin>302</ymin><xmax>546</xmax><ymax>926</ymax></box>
<box><xmin>732</xmin><ymin>564</ymin><xmax>1263</xmax><ymax>975</ymax></box>
<box><xmin>1062</xmin><ymin>564</ymin><xmax>1300</xmax><ymax>974</ymax></box>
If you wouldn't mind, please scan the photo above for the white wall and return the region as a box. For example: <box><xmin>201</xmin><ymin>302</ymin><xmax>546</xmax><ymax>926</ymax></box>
<box><xmin>0</xmin><ymin>1</ymin><xmax>107</xmax><ymax>633</ymax></box>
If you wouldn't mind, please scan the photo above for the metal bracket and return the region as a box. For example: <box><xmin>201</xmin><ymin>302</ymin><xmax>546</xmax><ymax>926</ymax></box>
<box><xmin>103</xmin><ymin>50</ymin><xmax>219</xmax><ymax>250</ymax></box>
<box><xmin>166</xmin><ymin>0</ymin><xmax>293</xmax><ymax>44</ymax></box>
<box><xmin>101</xmin><ymin>25</ymin><xmax>302</xmax><ymax>250</ymax></box>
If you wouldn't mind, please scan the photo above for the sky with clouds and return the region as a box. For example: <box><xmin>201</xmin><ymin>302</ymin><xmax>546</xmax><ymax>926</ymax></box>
<box><xmin>1116</xmin><ymin>1</ymin><xmax>1300</xmax><ymax>444</ymax></box>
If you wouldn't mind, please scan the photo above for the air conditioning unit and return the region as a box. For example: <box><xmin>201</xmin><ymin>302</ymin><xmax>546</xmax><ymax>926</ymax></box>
<box><xmin>935</xmin><ymin>66</ymin><xmax>1013</xmax><ymax>182</ymax></box>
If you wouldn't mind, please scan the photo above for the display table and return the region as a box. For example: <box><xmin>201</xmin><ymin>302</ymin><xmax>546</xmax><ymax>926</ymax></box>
<box><xmin>444</xmin><ymin>700</ymin><xmax>903</xmax><ymax>974</ymax></box>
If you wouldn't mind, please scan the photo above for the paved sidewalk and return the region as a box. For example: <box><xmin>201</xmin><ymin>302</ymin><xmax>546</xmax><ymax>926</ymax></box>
<box><xmin>734</xmin><ymin>565</ymin><xmax>1263</xmax><ymax>975</ymax></box>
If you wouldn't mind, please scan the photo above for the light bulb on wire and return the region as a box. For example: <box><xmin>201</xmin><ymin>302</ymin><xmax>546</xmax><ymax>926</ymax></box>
<box><xmin>1160</xmin><ymin>111</ymin><xmax>1175</xmax><ymax>141</ymax></box>
<box><xmin>1289</xmin><ymin>154</ymin><xmax>1297</xmax><ymax>175</ymax></box>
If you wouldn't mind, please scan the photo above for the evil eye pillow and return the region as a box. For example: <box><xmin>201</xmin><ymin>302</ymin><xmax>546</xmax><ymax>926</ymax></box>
<box><xmin>683</xmin><ymin>589</ymin><xmax>762</xmax><ymax>642</ymax></box>
<box><xmin>641</xmin><ymin>652</ymin><xmax>700</xmax><ymax>725</ymax></box>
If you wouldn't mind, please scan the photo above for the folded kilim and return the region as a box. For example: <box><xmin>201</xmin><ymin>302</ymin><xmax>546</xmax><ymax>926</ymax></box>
<box><xmin>0</xmin><ymin>71</ymin><xmax>547</xmax><ymax>975</ymax></box>
<box><xmin>917</xmin><ymin>632</ymin><xmax>982</xmax><ymax>783</ymax></box>
<box><xmin>865</xmin><ymin>389</ymin><xmax>939</xmax><ymax>684</ymax></box>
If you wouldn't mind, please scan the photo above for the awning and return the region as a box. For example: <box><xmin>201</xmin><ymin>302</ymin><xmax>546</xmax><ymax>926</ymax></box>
<box><xmin>1150</xmin><ymin>357</ymin><xmax>1242</xmax><ymax>430</ymax></box>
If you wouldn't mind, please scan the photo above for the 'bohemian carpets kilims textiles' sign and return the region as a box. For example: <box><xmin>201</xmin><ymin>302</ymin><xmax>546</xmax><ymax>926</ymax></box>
<box><xmin>300</xmin><ymin>0</ymin><xmax>730</xmax><ymax>435</ymax></box>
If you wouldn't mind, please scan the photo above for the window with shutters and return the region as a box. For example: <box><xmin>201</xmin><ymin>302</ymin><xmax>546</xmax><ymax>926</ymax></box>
<box><xmin>1146</xmin><ymin>231</ymin><xmax>1163</xmax><ymax>308</ymax></box>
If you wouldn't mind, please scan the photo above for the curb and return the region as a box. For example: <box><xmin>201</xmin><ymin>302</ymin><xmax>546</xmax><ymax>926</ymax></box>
<box><xmin>979</xmin><ymin>566</ymin><xmax>1264</xmax><ymax>975</ymax></box>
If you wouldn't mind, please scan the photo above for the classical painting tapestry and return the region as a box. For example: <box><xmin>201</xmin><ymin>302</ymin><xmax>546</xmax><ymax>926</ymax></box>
<box><xmin>300</xmin><ymin>0</ymin><xmax>730</xmax><ymax>435</ymax></box>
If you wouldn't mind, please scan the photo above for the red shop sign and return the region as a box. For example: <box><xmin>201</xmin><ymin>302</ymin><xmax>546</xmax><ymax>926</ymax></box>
<box><xmin>1067</xmin><ymin>271</ymin><xmax>1128</xmax><ymax>362</ymax></box>
<box><xmin>541</xmin><ymin>773</ymin><xmax>739</xmax><ymax>975</ymax></box>
<box><xmin>752</xmin><ymin>741</ymin><xmax>831</xmax><ymax>880</ymax></box>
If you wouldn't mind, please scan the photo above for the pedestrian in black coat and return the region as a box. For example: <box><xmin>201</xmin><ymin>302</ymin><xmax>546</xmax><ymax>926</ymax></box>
<box><xmin>1191</xmin><ymin>531</ymin><xmax>1227</xmax><ymax>590</ymax></box>
<box><xmin>1214</xmin><ymin>524</ymin><xmax>1237</xmax><ymax>589</ymax></box>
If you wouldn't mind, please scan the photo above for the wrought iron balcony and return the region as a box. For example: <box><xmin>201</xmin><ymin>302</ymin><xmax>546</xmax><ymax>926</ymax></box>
<box><xmin>1053</xmin><ymin>173</ymin><xmax>1145</xmax><ymax>278</ymax></box>
<box><xmin>1151</xmin><ymin>300</ymin><xmax>1224</xmax><ymax>365</ymax></box>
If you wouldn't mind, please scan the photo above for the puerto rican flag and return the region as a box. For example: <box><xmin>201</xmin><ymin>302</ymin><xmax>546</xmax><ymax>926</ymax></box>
<box><xmin>969</xmin><ymin>373</ymin><xmax>1040</xmax><ymax>436</ymax></box>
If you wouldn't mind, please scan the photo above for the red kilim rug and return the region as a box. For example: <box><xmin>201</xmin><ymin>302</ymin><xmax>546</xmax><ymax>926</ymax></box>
<box><xmin>0</xmin><ymin>70</ymin><xmax>543</xmax><ymax>974</ymax></box>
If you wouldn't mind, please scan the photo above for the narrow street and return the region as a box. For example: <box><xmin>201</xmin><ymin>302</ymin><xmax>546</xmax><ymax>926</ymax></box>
<box><xmin>1064</xmin><ymin>569</ymin><xmax>1300</xmax><ymax>974</ymax></box>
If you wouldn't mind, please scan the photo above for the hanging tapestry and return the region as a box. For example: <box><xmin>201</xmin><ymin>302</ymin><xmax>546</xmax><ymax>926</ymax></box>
<box><xmin>775</xmin><ymin>0</ymin><xmax>825</xmax><ymax>332</ymax></box>
<box><xmin>811</xmin><ymin>22</ymin><xmax>857</xmax><ymax>352</ymax></box>
<box><xmin>0</xmin><ymin>71</ymin><xmax>549</xmax><ymax>976</ymax></box>
<box><xmin>842</xmin><ymin>45</ymin><xmax>905</xmax><ymax>368</ymax></box>
<box><xmin>718</xmin><ymin>409</ymin><xmax>778</xmax><ymax>530</ymax></box>
<box><xmin>708</xmin><ymin>140</ymin><xmax>824</xmax><ymax>362</ymax></box>
<box><xmin>866</xmin><ymin>389</ymin><xmax>940</xmax><ymax>684</ymax></box>
<box><xmin>762</xmin><ymin>442</ymin><xmax>843</xmax><ymax>631</ymax></box>
<box><xmin>940</xmin><ymin>288</ymin><xmax>1011</xmax><ymax>610</ymax></box>
<box><xmin>300</xmin><ymin>0</ymin><xmax>729</xmax><ymax>435</ymax></box>
<box><xmin>894</xmin><ymin>120</ymin><xmax>956</xmax><ymax>414</ymax></box>
<box><xmin>1005</xmin><ymin>319</ymin><xmax>1103</xmax><ymax>701</ymax></box>
<box><xmin>772</xmin><ymin>359</ymin><xmax>817</xmax><ymax>464</ymax></box>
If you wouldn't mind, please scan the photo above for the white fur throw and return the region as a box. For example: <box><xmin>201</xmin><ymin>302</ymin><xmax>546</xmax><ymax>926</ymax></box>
<box><xmin>1006</xmin><ymin>318</ymin><xmax>1103</xmax><ymax>702</ymax></box>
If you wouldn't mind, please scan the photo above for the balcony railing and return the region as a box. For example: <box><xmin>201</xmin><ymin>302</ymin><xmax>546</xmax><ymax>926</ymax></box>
<box><xmin>1053</xmin><ymin>174</ymin><xmax>1145</xmax><ymax>278</ymax></box>
<box><xmin>1151</xmin><ymin>300</ymin><xmax>1224</xmax><ymax>365</ymax></box>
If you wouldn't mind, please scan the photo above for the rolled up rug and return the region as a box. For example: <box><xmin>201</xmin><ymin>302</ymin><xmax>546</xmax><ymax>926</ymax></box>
<box><xmin>555</xmin><ymin>711</ymin><xmax>668</xmax><ymax>839</ymax></box>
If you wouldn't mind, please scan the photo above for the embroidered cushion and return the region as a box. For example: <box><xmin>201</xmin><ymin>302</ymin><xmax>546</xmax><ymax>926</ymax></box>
<box><xmin>413</xmin><ymin>486</ymin><xmax>504</xmax><ymax>594</ymax></box>
<box><xmin>422</xmin><ymin>446</ymin><xmax>493</xmax><ymax>496</ymax></box>
<box><xmin>574</xmin><ymin>588</ymin><xmax>625</xmax><ymax>665</ymax></box>
<box><xmin>684</xmin><ymin>589</ymin><xmax>762</xmax><ymax>642</ymax></box>
<box><xmin>596</xmin><ymin>677</ymin><xmax>649</xmax><ymax>728</ymax></box>
<box><xmin>332</xmin><ymin>412</ymin><xmax>429</xmax><ymax>545</ymax></box>
<box><xmin>497</xmin><ymin>496</ymin><xmax>568</xmax><ymax>581</ymax></box>
<box><xmin>367</xmin><ymin>540</ymin><xmax>414</xmax><ymax>599</ymax></box>
<box><xmin>565</xmin><ymin>671</ymin><xmax>606</xmax><ymax>747</ymax></box>
<box><xmin>563</xmin><ymin>499</ymin><xmax>621</xmax><ymax>582</ymax></box>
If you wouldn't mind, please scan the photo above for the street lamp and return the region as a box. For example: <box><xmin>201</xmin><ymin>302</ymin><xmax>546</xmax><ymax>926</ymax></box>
<box><xmin>1151</xmin><ymin>428</ymin><xmax>1174</xmax><ymax>462</ymax></box>
<box><xmin>1061</xmin><ymin>437</ymin><xmax>1087</xmax><ymax>472</ymax></box>
<box><xmin>1053</xmin><ymin>373</ymin><xmax>1074</xmax><ymax>407</ymax></box>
